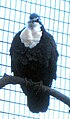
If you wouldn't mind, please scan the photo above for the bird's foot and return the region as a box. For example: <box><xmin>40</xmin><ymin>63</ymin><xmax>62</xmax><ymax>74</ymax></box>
<box><xmin>33</xmin><ymin>81</ymin><xmax>43</xmax><ymax>95</ymax></box>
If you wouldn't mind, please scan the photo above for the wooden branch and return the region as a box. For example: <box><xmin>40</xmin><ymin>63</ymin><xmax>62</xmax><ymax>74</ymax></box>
<box><xmin>0</xmin><ymin>73</ymin><xmax>70</xmax><ymax>108</ymax></box>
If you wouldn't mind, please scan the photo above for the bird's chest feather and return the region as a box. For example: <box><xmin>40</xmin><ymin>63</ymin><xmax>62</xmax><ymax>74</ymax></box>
<box><xmin>13</xmin><ymin>31</ymin><xmax>52</xmax><ymax>67</ymax></box>
<box><xmin>20</xmin><ymin>26</ymin><xmax>42</xmax><ymax>48</ymax></box>
<box><xmin>20</xmin><ymin>37</ymin><xmax>52</xmax><ymax>68</ymax></box>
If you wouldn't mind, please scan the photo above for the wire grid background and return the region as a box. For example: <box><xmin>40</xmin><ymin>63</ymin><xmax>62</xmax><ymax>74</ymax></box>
<box><xmin>0</xmin><ymin>0</ymin><xmax>70</xmax><ymax>119</ymax></box>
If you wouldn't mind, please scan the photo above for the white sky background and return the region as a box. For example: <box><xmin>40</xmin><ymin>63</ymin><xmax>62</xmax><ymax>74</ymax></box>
<box><xmin>0</xmin><ymin>0</ymin><xmax>70</xmax><ymax>119</ymax></box>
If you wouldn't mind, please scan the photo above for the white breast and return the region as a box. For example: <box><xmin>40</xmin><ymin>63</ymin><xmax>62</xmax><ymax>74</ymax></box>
<box><xmin>20</xmin><ymin>24</ymin><xmax>42</xmax><ymax>48</ymax></box>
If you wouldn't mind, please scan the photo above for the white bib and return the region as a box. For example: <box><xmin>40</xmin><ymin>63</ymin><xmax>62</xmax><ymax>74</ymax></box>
<box><xmin>20</xmin><ymin>23</ymin><xmax>42</xmax><ymax>48</ymax></box>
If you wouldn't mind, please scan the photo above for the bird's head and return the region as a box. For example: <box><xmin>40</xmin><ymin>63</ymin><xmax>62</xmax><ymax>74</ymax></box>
<box><xmin>28</xmin><ymin>13</ymin><xmax>42</xmax><ymax>29</ymax></box>
<box><xmin>20</xmin><ymin>13</ymin><xmax>43</xmax><ymax>48</ymax></box>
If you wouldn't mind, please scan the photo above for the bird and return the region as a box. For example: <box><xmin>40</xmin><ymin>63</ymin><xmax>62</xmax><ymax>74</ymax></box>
<box><xmin>10</xmin><ymin>13</ymin><xmax>59</xmax><ymax>113</ymax></box>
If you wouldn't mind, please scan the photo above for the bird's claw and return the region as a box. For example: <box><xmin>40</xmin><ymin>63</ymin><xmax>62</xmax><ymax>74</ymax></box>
<box><xmin>33</xmin><ymin>81</ymin><xmax>43</xmax><ymax>95</ymax></box>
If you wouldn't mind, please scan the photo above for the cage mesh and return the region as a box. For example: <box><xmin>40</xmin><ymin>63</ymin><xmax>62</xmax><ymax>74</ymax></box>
<box><xmin>0</xmin><ymin>0</ymin><xmax>70</xmax><ymax>119</ymax></box>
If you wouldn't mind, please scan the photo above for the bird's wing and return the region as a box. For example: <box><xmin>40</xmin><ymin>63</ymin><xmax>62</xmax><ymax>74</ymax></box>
<box><xmin>47</xmin><ymin>34</ymin><xmax>59</xmax><ymax>85</ymax></box>
<box><xmin>10</xmin><ymin>29</ymin><xmax>28</xmax><ymax>76</ymax></box>
<box><xmin>42</xmin><ymin>31</ymin><xmax>59</xmax><ymax>86</ymax></box>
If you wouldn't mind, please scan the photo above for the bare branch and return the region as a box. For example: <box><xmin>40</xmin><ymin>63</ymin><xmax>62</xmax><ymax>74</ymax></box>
<box><xmin>0</xmin><ymin>73</ymin><xmax>70</xmax><ymax>108</ymax></box>
<box><xmin>42</xmin><ymin>85</ymin><xmax>70</xmax><ymax>107</ymax></box>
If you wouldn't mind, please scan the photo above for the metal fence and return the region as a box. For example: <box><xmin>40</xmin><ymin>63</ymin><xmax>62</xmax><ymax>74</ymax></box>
<box><xmin>0</xmin><ymin>0</ymin><xmax>70</xmax><ymax>119</ymax></box>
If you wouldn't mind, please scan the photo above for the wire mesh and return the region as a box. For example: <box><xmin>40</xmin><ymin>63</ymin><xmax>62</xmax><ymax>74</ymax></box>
<box><xmin>0</xmin><ymin>0</ymin><xmax>70</xmax><ymax>119</ymax></box>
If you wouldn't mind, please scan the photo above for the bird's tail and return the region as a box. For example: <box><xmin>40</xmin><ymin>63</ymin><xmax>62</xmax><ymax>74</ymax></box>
<box><xmin>27</xmin><ymin>88</ymin><xmax>50</xmax><ymax>113</ymax></box>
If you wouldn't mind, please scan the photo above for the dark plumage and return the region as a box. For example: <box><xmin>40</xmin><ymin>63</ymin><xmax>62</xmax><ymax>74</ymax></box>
<box><xmin>10</xmin><ymin>13</ymin><xmax>59</xmax><ymax>113</ymax></box>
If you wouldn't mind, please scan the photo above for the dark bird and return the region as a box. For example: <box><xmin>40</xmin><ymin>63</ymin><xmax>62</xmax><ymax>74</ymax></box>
<box><xmin>10</xmin><ymin>13</ymin><xmax>59</xmax><ymax>113</ymax></box>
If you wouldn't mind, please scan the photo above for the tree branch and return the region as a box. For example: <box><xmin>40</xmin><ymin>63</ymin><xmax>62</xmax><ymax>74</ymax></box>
<box><xmin>0</xmin><ymin>73</ymin><xmax>70</xmax><ymax>108</ymax></box>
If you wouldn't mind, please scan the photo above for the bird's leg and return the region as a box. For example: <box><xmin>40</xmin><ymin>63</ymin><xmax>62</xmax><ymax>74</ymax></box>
<box><xmin>33</xmin><ymin>80</ymin><xmax>43</xmax><ymax>95</ymax></box>
<box><xmin>24</xmin><ymin>79</ymin><xmax>43</xmax><ymax>95</ymax></box>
